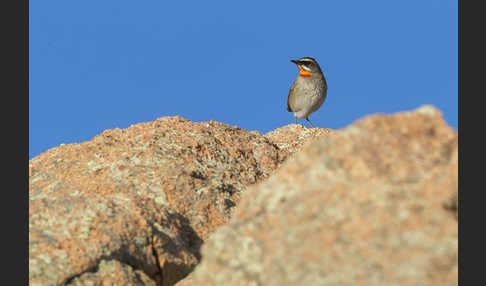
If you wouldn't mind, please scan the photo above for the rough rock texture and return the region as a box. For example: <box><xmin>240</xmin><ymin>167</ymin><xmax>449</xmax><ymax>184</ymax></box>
<box><xmin>265</xmin><ymin>125</ymin><xmax>333</xmax><ymax>161</ymax></box>
<box><xmin>68</xmin><ymin>260</ymin><xmax>157</xmax><ymax>286</ymax></box>
<box><xmin>184</xmin><ymin>105</ymin><xmax>458</xmax><ymax>286</ymax></box>
<box><xmin>30</xmin><ymin>106</ymin><xmax>458</xmax><ymax>286</ymax></box>
<box><xmin>29</xmin><ymin>117</ymin><xmax>285</xmax><ymax>286</ymax></box>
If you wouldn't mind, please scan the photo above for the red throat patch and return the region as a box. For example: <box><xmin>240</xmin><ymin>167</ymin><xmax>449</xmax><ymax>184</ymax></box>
<box><xmin>297</xmin><ymin>65</ymin><xmax>312</xmax><ymax>77</ymax></box>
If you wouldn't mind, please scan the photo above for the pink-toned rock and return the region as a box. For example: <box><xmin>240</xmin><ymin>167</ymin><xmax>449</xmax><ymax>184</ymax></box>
<box><xmin>265</xmin><ymin>124</ymin><xmax>332</xmax><ymax>161</ymax></box>
<box><xmin>184</xmin><ymin>105</ymin><xmax>458</xmax><ymax>286</ymax></box>
<box><xmin>29</xmin><ymin>116</ymin><xmax>283</xmax><ymax>286</ymax></box>
<box><xmin>68</xmin><ymin>260</ymin><xmax>157</xmax><ymax>286</ymax></box>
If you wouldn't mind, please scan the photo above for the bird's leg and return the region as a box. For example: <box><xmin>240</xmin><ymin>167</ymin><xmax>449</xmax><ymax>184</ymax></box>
<box><xmin>295</xmin><ymin>115</ymin><xmax>305</xmax><ymax>128</ymax></box>
<box><xmin>306</xmin><ymin>117</ymin><xmax>315</xmax><ymax>128</ymax></box>
<box><xmin>296</xmin><ymin>117</ymin><xmax>305</xmax><ymax>128</ymax></box>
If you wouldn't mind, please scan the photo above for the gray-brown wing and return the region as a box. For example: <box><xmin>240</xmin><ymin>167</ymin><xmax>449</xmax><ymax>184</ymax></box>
<box><xmin>287</xmin><ymin>83</ymin><xmax>295</xmax><ymax>112</ymax></box>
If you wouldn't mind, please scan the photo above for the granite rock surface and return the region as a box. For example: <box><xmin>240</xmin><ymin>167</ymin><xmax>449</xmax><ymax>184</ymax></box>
<box><xmin>30</xmin><ymin>106</ymin><xmax>458</xmax><ymax>286</ymax></box>
<box><xmin>30</xmin><ymin>117</ymin><xmax>286</xmax><ymax>286</ymax></box>
<box><xmin>183</xmin><ymin>105</ymin><xmax>458</xmax><ymax>286</ymax></box>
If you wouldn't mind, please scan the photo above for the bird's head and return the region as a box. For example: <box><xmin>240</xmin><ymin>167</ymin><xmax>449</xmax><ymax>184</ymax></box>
<box><xmin>290</xmin><ymin>57</ymin><xmax>322</xmax><ymax>77</ymax></box>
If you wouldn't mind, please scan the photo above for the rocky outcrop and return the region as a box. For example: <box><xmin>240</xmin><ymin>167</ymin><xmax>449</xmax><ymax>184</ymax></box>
<box><xmin>29</xmin><ymin>106</ymin><xmax>458</xmax><ymax>286</ymax></box>
<box><xmin>181</xmin><ymin>105</ymin><xmax>458</xmax><ymax>286</ymax></box>
<box><xmin>29</xmin><ymin>117</ymin><xmax>285</xmax><ymax>286</ymax></box>
<box><xmin>264</xmin><ymin>125</ymin><xmax>333</xmax><ymax>161</ymax></box>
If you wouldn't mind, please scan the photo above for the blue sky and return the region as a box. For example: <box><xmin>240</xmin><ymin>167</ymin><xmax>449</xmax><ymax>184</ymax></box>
<box><xmin>29</xmin><ymin>0</ymin><xmax>457</xmax><ymax>159</ymax></box>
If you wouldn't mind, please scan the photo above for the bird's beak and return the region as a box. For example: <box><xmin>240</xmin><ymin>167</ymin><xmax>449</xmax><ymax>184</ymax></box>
<box><xmin>290</xmin><ymin>59</ymin><xmax>300</xmax><ymax>65</ymax></box>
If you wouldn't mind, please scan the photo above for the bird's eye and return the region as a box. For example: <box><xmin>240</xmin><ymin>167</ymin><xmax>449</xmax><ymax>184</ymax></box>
<box><xmin>302</xmin><ymin>61</ymin><xmax>313</xmax><ymax>66</ymax></box>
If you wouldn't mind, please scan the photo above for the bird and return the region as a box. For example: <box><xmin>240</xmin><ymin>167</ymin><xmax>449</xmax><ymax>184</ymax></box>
<box><xmin>287</xmin><ymin>57</ymin><xmax>327</xmax><ymax>128</ymax></box>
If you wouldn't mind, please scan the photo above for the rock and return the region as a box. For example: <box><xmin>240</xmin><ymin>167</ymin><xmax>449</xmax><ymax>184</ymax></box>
<box><xmin>265</xmin><ymin>124</ymin><xmax>332</xmax><ymax>161</ymax></box>
<box><xmin>67</xmin><ymin>260</ymin><xmax>157</xmax><ymax>286</ymax></box>
<box><xmin>29</xmin><ymin>116</ymin><xmax>283</xmax><ymax>286</ymax></box>
<box><xmin>184</xmin><ymin>105</ymin><xmax>458</xmax><ymax>286</ymax></box>
<box><xmin>30</xmin><ymin>106</ymin><xmax>458</xmax><ymax>286</ymax></box>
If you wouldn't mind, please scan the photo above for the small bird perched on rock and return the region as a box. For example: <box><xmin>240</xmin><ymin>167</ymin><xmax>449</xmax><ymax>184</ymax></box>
<box><xmin>287</xmin><ymin>57</ymin><xmax>327</xmax><ymax>128</ymax></box>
